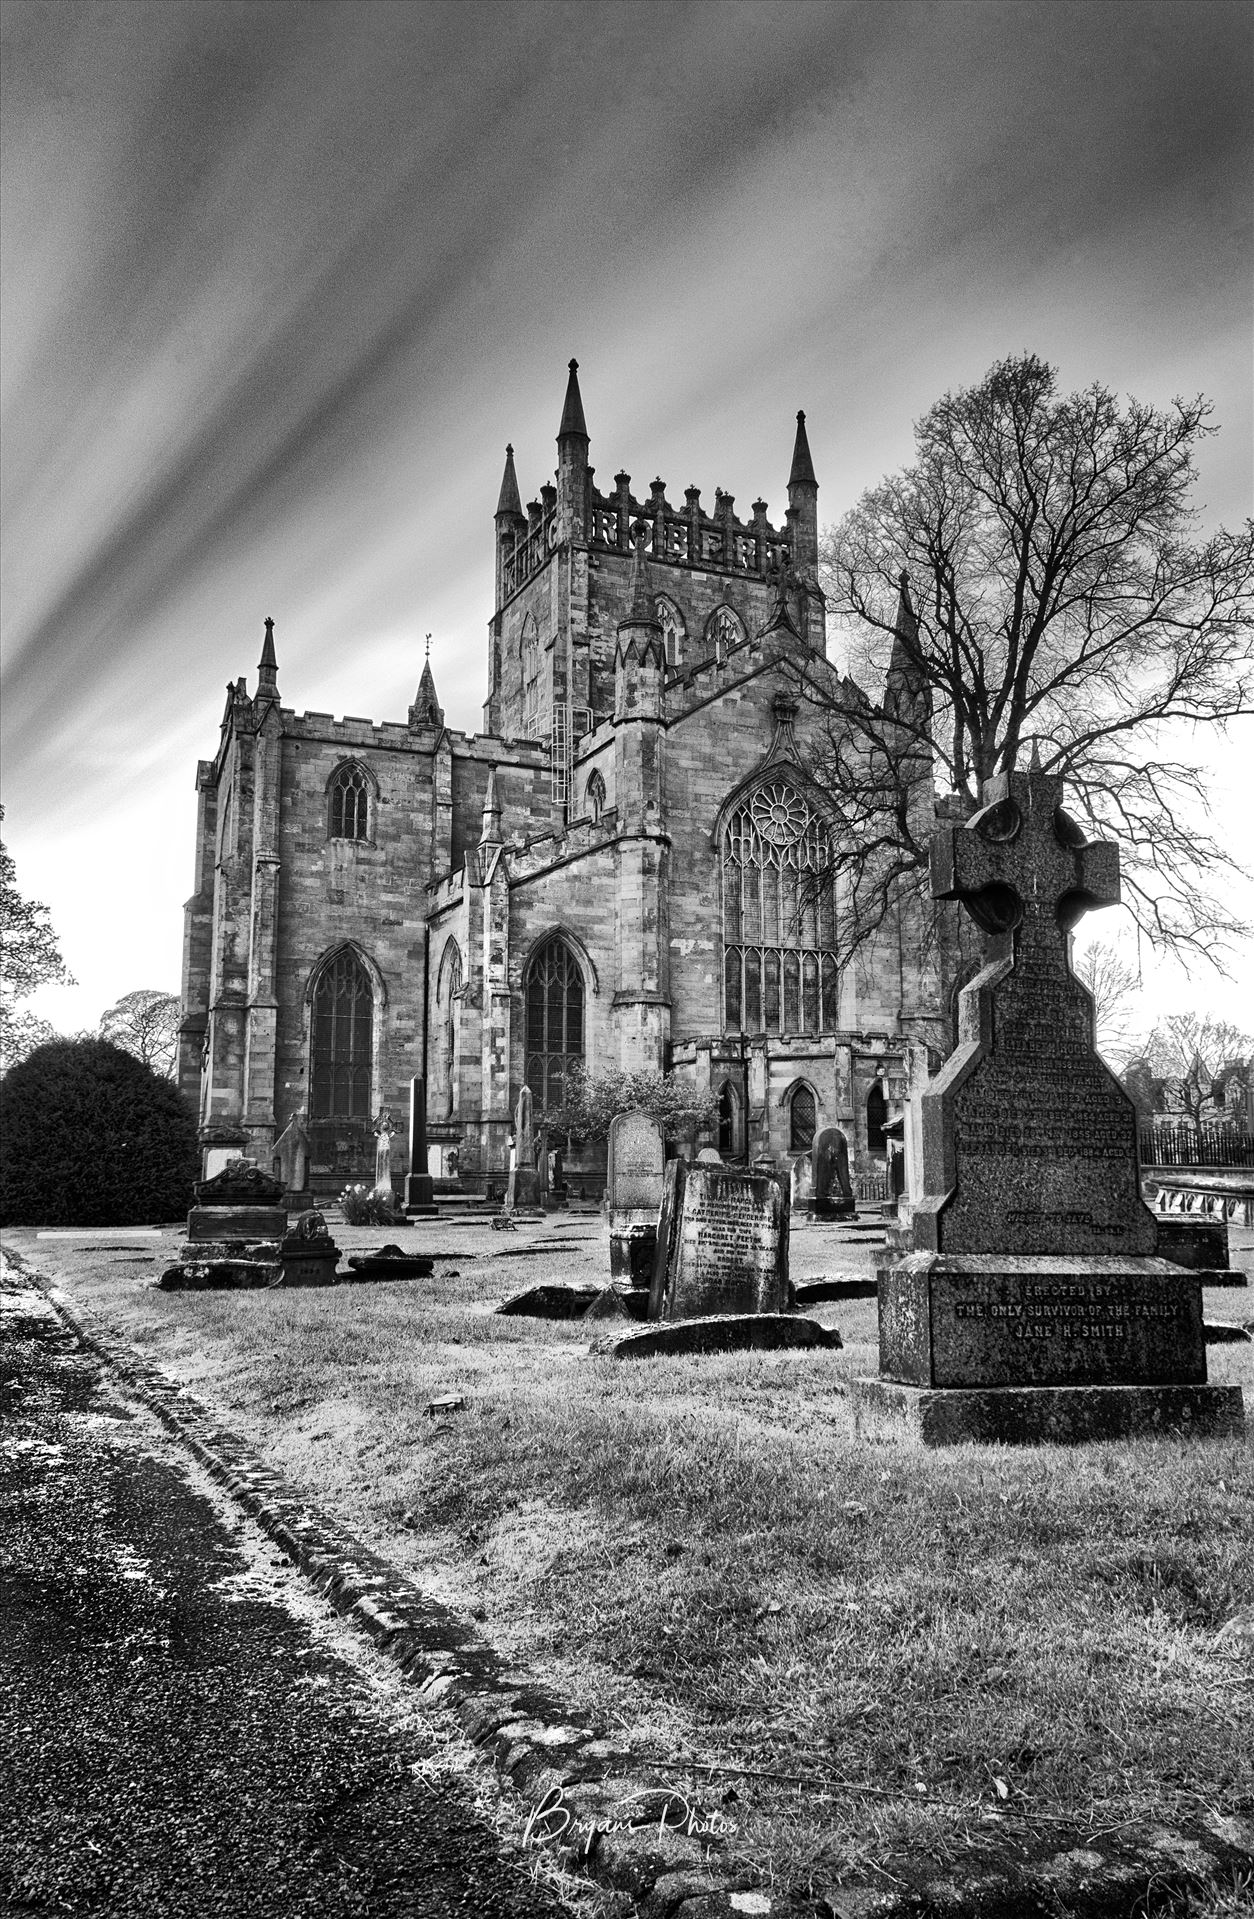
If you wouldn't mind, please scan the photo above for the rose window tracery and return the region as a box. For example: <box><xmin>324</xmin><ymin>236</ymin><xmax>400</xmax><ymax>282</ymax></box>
<box><xmin>750</xmin><ymin>783</ymin><xmax>810</xmax><ymax>848</ymax></box>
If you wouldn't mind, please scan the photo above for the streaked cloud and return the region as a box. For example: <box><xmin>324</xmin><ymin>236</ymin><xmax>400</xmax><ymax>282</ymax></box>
<box><xmin>1</xmin><ymin>0</ymin><xmax>1249</xmax><ymax>1027</ymax></box>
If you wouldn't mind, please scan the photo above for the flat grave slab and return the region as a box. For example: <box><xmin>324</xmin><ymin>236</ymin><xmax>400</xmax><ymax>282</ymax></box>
<box><xmin>497</xmin><ymin>1282</ymin><xmax>605</xmax><ymax>1319</ymax></box>
<box><xmin>602</xmin><ymin>1313</ymin><xmax>841</xmax><ymax>1361</ymax></box>
<box><xmin>793</xmin><ymin>1276</ymin><xmax>879</xmax><ymax>1303</ymax></box>
<box><xmin>345</xmin><ymin>1245</ymin><xmax>435</xmax><ymax>1280</ymax></box>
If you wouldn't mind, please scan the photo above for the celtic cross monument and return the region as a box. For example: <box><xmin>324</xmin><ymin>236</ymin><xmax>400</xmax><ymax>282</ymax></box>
<box><xmin>857</xmin><ymin>759</ymin><xmax>1243</xmax><ymax>1446</ymax></box>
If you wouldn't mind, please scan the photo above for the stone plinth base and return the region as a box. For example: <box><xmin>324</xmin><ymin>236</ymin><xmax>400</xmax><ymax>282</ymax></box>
<box><xmin>277</xmin><ymin>1245</ymin><xmax>341</xmax><ymax>1288</ymax></box>
<box><xmin>854</xmin><ymin>1377</ymin><xmax>1245</xmax><ymax>1447</ymax></box>
<box><xmin>604</xmin><ymin>1211</ymin><xmax>657</xmax><ymax>1287</ymax></box>
<box><xmin>187</xmin><ymin>1205</ymin><xmax>286</xmax><ymax>1243</ymax></box>
<box><xmin>880</xmin><ymin>1253</ymin><xmax>1207</xmax><ymax>1388</ymax></box>
<box><xmin>504</xmin><ymin>1168</ymin><xmax>540</xmax><ymax>1211</ymax></box>
<box><xmin>159</xmin><ymin>1258</ymin><xmax>281</xmax><ymax>1292</ymax></box>
<box><xmin>1155</xmin><ymin>1214</ymin><xmax>1228</xmax><ymax>1271</ymax></box>
<box><xmin>404</xmin><ymin>1173</ymin><xmax>437</xmax><ymax>1216</ymax></box>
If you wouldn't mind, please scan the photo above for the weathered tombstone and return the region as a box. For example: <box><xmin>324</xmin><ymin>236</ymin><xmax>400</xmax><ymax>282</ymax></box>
<box><xmin>790</xmin><ymin>1152</ymin><xmax>814</xmax><ymax>1214</ymax></box>
<box><xmin>649</xmin><ymin>1159</ymin><xmax>789</xmax><ymax>1322</ymax></box>
<box><xmin>272</xmin><ymin>1111</ymin><xmax>309</xmax><ymax>1196</ymax></box>
<box><xmin>404</xmin><ymin>1076</ymin><xmax>437</xmax><ymax>1215</ymax></box>
<box><xmin>187</xmin><ymin>1160</ymin><xmax>286</xmax><ymax>1244</ymax></box>
<box><xmin>277</xmin><ymin>1209</ymin><xmax>341</xmax><ymax>1287</ymax></box>
<box><xmin>602</xmin><ymin>1110</ymin><xmax>666</xmax><ymax>1286</ymax></box>
<box><xmin>696</xmin><ymin>1146</ymin><xmax>723</xmax><ymax>1164</ymax></box>
<box><xmin>812</xmin><ymin>1127</ymin><xmax>855</xmax><ymax>1219</ymax></box>
<box><xmin>504</xmin><ymin>1086</ymin><xmax>541</xmax><ymax>1211</ymax></box>
<box><xmin>373</xmin><ymin>1110</ymin><xmax>397</xmax><ymax>1199</ymax></box>
<box><xmin>857</xmin><ymin>761</ymin><xmax>1244</xmax><ymax>1445</ymax></box>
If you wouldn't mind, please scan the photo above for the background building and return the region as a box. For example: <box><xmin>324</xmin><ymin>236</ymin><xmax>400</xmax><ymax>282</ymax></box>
<box><xmin>180</xmin><ymin>364</ymin><xmax>942</xmax><ymax>1197</ymax></box>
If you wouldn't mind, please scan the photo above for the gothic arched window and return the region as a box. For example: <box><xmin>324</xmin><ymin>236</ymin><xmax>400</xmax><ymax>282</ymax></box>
<box><xmin>328</xmin><ymin>762</ymin><xmax>370</xmax><ymax>841</ymax></box>
<box><xmin>655</xmin><ymin>596</ymin><xmax>686</xmax><ymax>670</ymax></box>
<box><xmin>867</xmin><ymin>1082</ymin><xmax>888</xmax><ymax>1156</ymax></box>
<box><xmin>717</xmin><ymin>1080</ymin><xmax>740</xmax><ymax>1158</ymax></box>
<box><xmin>586</xmin><ymin>770</ymin><xmax>606</xmax><ymax>822</ymax></box>
<box><xmin>437</xmin><ymin>940</ymin><xmax>463</xmax><ymax>1119</ymax></box>
<box><xmin>722</xmin><ymin>780</ymin><xmax>840</xmax><ymax>1036</ymax></box>
<box><xmin>310</xmin><ymin>949</ymin><xmax>373</xmax><ymax>1118</ymax></box>
<box><xmin>789</xmin><ymin>1084</ymin><xmax>817</xmax><ymax>1152</ymax></box>
<box><xmin>525</xmin><ymin>936</ymin><xmax>585</xmax><ymax>1112</ymax></box>
<box><xmin>520</xmin><ymin>614</ymin><xmax>542</xmax><ymax>739</ymax></box>
<box><xmin>706</xmin><ymin>604</ymin><xmax>745</xmax><ymax>662</ymax></box>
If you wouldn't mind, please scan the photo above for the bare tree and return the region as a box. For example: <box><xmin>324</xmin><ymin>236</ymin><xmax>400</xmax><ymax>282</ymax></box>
<box><xmin>99</xmin><ymin>989</ymin><xmax>181</xmax><ymax>1081</ymax></box>
<box><xmin>1133</xmin><ymin>1014</ymin><xmax>1252</xmax><ymax>1126</ymax></box>
<box><xmin>0</xmin><ymin>805</ymin><xmax>73</xmax><ymax>1072</ymax></box>
<box><xmin>812</xmin><ymin>354</ymin><xmax>1253</xmax><ymax>971</ymax></box>
<box><xmin>1073</xmin><ymin>940</ymin><xmax>1142</xmax><ymax>1065</ymax></box>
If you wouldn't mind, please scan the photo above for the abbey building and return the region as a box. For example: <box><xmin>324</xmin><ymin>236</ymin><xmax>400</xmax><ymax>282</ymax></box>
<box><xmin>179</xmin><ymin>362</ymin><xmax>942</xmax><ymax>1196</ymax></box>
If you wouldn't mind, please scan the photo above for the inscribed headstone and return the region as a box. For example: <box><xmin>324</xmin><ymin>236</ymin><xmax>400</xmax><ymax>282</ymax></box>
<box><xmin>606</xmin><ymin>1112</ymin><xmax>665</xmax><ymax>1211</ymax></box>
<box><xmin>649</xmin><ymin>1160</ymin><xmax>789</xmax><ymax>1322</ymax></box>
<box><xmin>913</xmin><ymin>773</ymin><xmax>1154</xmax><ymax>1258</ymax></box>
<box><xmin>812</xmin><ymin>1127</ymin><xmax>855</xmax><ymax>1219</ymax></box>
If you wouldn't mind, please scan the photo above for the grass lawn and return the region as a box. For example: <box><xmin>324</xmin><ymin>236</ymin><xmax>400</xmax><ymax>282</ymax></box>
<box><xmin>7</xmin><ymin>1211</ymin><xmax>1252</xmax><ymax>1901</ymax></box>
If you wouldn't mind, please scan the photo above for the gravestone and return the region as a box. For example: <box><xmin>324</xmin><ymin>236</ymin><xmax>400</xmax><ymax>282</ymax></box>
<box><xmin>272</xmin><ymin>1111</ymin><xmax>309</xmax><ymax>1196</ymax></box>
<box><xmin>812</xmin><ymin>1127</ymin><xmax>855</xmax><ymax>1220</ymax></box>
<box><xmin>404</xmin><ymin>1076</ymin><xmax>437</xmax><ymax>1215</ymax></box>
<box><xmin>504</xmin><ymin>1086</ymin><xmax>541</xmax><ymax>1211</ymax></box>
<box><xmin>790</xmin><ymin>1152</ymin><xmax>814</xmax><ymax>1213</ymax></box>
<box><xmin>187</xmin><ymin>1160</ymin><xmax>286</xmax><ymax>1244</ymax></box>
<box><xmin>603</xmin><ymin>1111</ymin><xmax>666</xmax><ymax>1286</ymax></box>
<box><xmin>649</xmin><ymin>1159</ymin><xmax>789</xmax><ymax>1322</ymax></box>
<box><xmin>277</xmin><ymin>1209</ymin><xmax>341</xmax><ymax>1287</ymax></box>
<box><xmin>857</xmin><ymin>761</ymin><xmax>1243</xmax><ymax>1445</ymax></box>
<box><xmin>373</xmin><ymin>1110</ymin><xmax>398</xmax><ymax>1197</ymax></box>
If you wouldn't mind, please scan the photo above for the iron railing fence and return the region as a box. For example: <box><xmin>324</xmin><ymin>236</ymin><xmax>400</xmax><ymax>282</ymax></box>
<box><xmin>1139</xmin><ymin>1124</ymin><xmax>1254</xmax><ymax>1168</ymax></box>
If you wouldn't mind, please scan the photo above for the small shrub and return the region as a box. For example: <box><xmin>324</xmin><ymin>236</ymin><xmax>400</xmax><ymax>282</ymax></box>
<box><xmin>0</xmin><ymin>1037</ymin><xmax>198</xmax><ymax>1225</ymax></box>
<box><xmin>339</xmin><ymin>1183</ymin><xmax>400</xmax><ymax>1226</ymax></box>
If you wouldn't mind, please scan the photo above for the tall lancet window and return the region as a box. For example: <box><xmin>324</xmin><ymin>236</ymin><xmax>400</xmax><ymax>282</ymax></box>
<box><xmin>524</xmin><ymin>936</ymin><xmax>584</xmax><ymax>1112</ymax></box>
<box><xmin>722</xmin><ymin>781</ymin><xmax>840</xmax><ymax>1035</ymax></box>
<box><xmin>520</xmin><ymin>614</ymin><xmax>542</xmax><ymax>739</ymax></box>
<box><xmin>310</xmin><ymin>949</ymin><xmax>373</xmax><ymax>1118</ymax></box>
<box><xmin>437</xmin><ymin>941</ymin><xmax>463</xmax><ymax>1119</ymax></box>
<box><xmin>328</xmin><ymin>763</ymin><xmax>370</xmax><ymax>840</ymax></box>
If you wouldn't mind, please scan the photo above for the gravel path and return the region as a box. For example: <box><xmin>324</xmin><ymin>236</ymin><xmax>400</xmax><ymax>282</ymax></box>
<box><xmin>0</xmin><ymin>1276</ymin><xmax>577</xmax><ymax>1918</ymax></box>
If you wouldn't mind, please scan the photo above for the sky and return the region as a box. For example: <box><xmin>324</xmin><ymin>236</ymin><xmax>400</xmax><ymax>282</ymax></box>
<box><xmin>2</xmin><ymin>0</ymin><xmax>1252</xmax><ymax>1040</ymax></box>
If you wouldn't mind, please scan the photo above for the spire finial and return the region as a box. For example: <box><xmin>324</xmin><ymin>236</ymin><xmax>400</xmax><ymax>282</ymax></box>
<box><xmin>558</xmin><ymin>358</ymin><xmax>589</xmax><ymax>444</ymax></box>
<box><xmin>788</xmin><ymin>409</ymin><xmax>818</xmax><ymax>490</ymax></box>
<box><xmin>1029</xmin><ymin>737</ymin><xmax>1042</xmax><ymax>774</ymax></box>
<box><xmin>409</xmin><ymin>636</ymin><xmax>443</xmax><ymax>729</ymax></box>
<box><xmin>480</xmin><ymin>766</ymin><xmax>502</xmax><ymax>845</ymax></box>
<box><xmin>257</xmin><ymin>615</ymin><xmax>279</xmax><ymax>695</ymax></box>
<box><xmin>496</xmin><ymin>444</ymin><xmax>524</xmax><ymax>520</ymax></box>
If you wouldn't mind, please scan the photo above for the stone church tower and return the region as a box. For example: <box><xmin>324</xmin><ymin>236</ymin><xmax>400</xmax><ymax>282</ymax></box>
<box><xmin>180</xmin><ymin>363</ymin><xmax>942</xmax><ymax>1197</ymax></box>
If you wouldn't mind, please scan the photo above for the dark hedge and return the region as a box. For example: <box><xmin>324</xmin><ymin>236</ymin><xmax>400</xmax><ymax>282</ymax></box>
<box><xmin>0</xmin><ymin>1037</ymin><xmax>199</xmax><ymax>1225</ymax></box>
